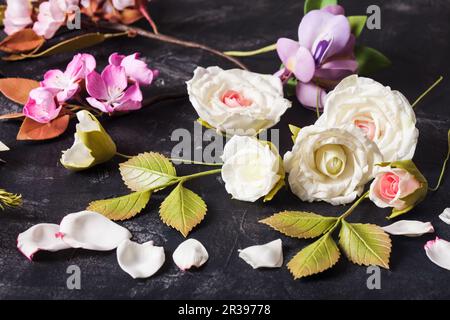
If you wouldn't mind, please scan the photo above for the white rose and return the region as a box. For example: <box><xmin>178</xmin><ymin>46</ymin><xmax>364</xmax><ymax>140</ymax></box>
<box><xmin>284</xmin><ymin>125</ymin><xmax>383</xmax><ymax>205</ymax></box>
<box><xmin>221</xmin><ymin>136</ymin><xmax>281</xmax><ymax>202</ymax></box>
<box><xmin>315</xmin><ymin>75</ymin><xmax>418</xmax><ymax>162</ymax></box>
<box><xmin>187</xmin><ymin>66</ymin><xmax>291</xmax><ymax>135</ymax></box>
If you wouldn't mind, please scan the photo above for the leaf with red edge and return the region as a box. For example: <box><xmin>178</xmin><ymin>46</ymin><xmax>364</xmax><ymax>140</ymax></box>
<box><xmin>0</xmin><ymin>29</ymin><xmax>45</xmax><ymax>53</ymax></box>
<box><xmin>0</xmin><ymin>78</ymin><xmax>40</xmax><ymax>105</ymax></box>
<box><xmin>17</xmin><ymin>115</ymin><xmax>70</xmax><ymax>141</ymax></box>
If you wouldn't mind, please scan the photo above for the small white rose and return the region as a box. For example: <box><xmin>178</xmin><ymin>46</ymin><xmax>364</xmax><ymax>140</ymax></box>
<box><xmin>186</xmin><ymin>66</ymin><xmax>291</xmax><ymax>135</ymax></box>
<box><xmin>316</xmin><ymin>75</ymin><xmax>418</xmax><ymax>162</ymax></box>
<box><xmin>221</xmin><ymin>136</ymin><xmax>282</xmax><ymax>202</ymax></box>
<box><xmin>284</xmin><ymin>124</ymin><xmax>382</xmax><ymax>205</ymax></box>
<box><xmin>369</xmin><ymin>167</ymin><xmax>421</xmax><ymax>210</ymax></box>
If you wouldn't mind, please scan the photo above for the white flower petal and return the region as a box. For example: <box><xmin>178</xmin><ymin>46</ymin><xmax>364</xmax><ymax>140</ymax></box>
<box><xmin>0</xmin><ymin>141</ymin><xmax>9</xmax><ymax>152</ymax></box>
<box><xmin>425</xmin><ymin>237</ymin><xmax>450</xmax><ymax>271</ymax></box>
<box><xmin>382</xmin><ymin>220</ymin><xmax>434</xmax><ymax>237</ymax></box>
<box><xmin>117</xmin><ymin>239</ymin><xmax>165</xmax><ymax>279</ymax></box>
<box><xmin>172</xmin><ymin>238</ymin><xmax>209</xmax><ymax>270</ymax></box>
<box><xmin>238</xmin><ymin>239</ymin><xmax>283</xmax><ymax>269</ymax></box>
<box><xmin>59</xmin><ymin>211</ymin><xmax>131</xmax><ymax>251</ymax></box>
<box><xmin>17</xmin><ymin>223</ymin><xmax>71</xmax><ymax>260</ymax></box>
<box><xmin>439</xmin><ymin>208</ymin><xmax>450</xmax><ymax>225</ymax></box>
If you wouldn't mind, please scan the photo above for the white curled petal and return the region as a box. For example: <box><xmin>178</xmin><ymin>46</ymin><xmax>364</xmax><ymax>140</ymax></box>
<box><xmin>59</xmin><ymin>211</ymin><xmax>131</xmax><ymax>251</ymax></box>
<box><xmin>238</xmin><ymin>239</ymin><xmax>283</xmax><ymax>269</ymax></box>
<box><xmin>117</xmin><ymin>239</ymin><xmax>165</xmax><ymax>279</ymax></box>
<box><xmin>0</xmin><ymin>141</ymin><xmax>9</xmax><ymax>152</ymax></box>
<box><xmin>17</xmin><ymin>224</ymin><xmax>71</xmax><ymax>260</ymax></box>
<box><xmin>382</xmin><ymin>220</ymin><xmax>434</xmax><ymax>237</ymax></box>
<box><xmin>172</xmin><ymin>238</ymin><xmax>209</xmax><ymax>270</ymax></box>
<box><xmin>439</xmin><ymin>208</ymin><xmax>450</xmax><ymax>225</ymax></box>
<box><xmin>425</xmin><ymin>237</ymin><xmax>450</xmax><ymax>271</ymax></box>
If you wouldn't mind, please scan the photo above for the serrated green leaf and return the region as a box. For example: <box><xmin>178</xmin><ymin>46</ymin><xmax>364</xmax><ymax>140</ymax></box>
<box><xmin>260</xmin><ymin>211</ymin><xmax>338</xmax><ymax>239</ymax></box>
<box><xmin>119</xmin><ymin>152</ymin><xmax>178</xmax><ymax>192</ymax></box>
<box><xmin>289</xmin><ymin>124</ymin><xmax>301</xmax><ymax>143</ymax></box>
<box><xmin>348</xmin><ymin>16</ymin><xmax>367</xmax><ymax>37</ymax></box>
<box><xmin>88</xmin><ymin>191</ymin><xmax>151</xmax><ymax>221</ymax></box>
<box><xmin>160</xmin><ymin>183</ymin><xmax>207</xmax><ymax>237</ymax></box>
<box><xmin>304</xmin><ymin>0</ymin><xmax>337</xmax><ymax>14</ymax></box>
<box><xmin>287</xmin><ymin>233</ymin><xmax>340</xmax><ymax>279</ymax></box>
<box><xmin>339</xmin><ymin>221</ymin><xmax>391</xmax><ymax>268</ymax></box>
<box><xmin>355</xmin><ymin>45</ymin><xmax>391</xmax><ymax>76</ymax></box>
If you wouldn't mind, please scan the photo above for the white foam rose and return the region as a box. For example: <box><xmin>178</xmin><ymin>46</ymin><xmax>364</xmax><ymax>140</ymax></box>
<box><xmin>221</xmin><ymin>136</ymin><xmax>281</xmax><ymax>202</ymax></box>
<box><xmin>284</xmin><ymin>125</ymin><xmax>383</xmax><ymax>205</ymax></box>
<box><xmin>316</xmin><ymin>75</ymin><xmax>418</xmax><ymax>162</ymax></box>
<box><xmin>187</xmin><ymin>66</ymin><xmax>291</xmax><ymax>135</ymax></box>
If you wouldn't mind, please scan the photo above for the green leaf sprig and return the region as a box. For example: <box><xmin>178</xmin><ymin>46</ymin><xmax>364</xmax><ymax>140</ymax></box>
<box><xmin>261</xmin><ymin>191</ymin><xmax>392</xmax><ymax>279</ymax></box>
<box><xmin>88</xmin><ymin>152</ymin><xmax>222</xmax><ymax>237</ymax></box>
<box><xmin>0</xmin><ymin>189</ymin><xmax>22</xmax><ymax>210</ymax></box>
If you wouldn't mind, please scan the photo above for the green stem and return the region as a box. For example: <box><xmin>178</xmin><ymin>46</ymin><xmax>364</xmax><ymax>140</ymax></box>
<box><xmin>224</xmin><ymin>43</ymin><xmax>277</xmax><ymax>57</ymax></box>
<box><xmin>169</xmin><ymin>158</ymin><xmax>223</xmax><ymax>166</ymax></box>
<box><xmin>339</xmin><ymin>191</ymin><xmax>370</xmax><ymax>221</ymax></box>
<box><xmin>116</xmin><ymin>152</ymin><xmax>133</xmax><ymax>159</ymax></box>
<box><xmin>412</xmin><ymin>76</ymin><xmax>443</xmax><ymax>108</ymax></box>
<box><xmin>315</xmin><ymin>88</ymin><xmax>321</xmax><ymax>119</ymax></box>
<box><xmin>181</xmin><ymin>169</ymin><xmax>222</xmax><ymax>182</ymax></box>
<box><xmin>104</xmin><ymin>31</ymin><xmax>131</xmax><ymax>39</ymax></box>
<box><xmin>429</xmin><ymin>129</ymin><xmax>450</xmax><ymax>191</ymax></box>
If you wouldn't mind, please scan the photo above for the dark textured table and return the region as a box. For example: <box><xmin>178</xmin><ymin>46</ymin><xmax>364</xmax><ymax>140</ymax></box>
<box><xmin>0</xmin><ymin>0</ymin><xmax>449</xmax><ymax>300</ymax></box>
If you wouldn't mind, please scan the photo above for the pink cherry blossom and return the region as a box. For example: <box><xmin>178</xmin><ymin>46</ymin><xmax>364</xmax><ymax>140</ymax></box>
<box><xmin>23</xmin><ymin>88</ymin><xmax>62</xmax><ymax>123</ymax></box>
<box><xmin>3</xmin><ymin>0</ymin><xmax>33</xmax><ymax>35</ymax></box>
<box><xmin>33</xmin><ymin>0</ymin><xmax>79</xmax><ymax>39</ymax></box>
<box><xmin>42</xmin><ymin>53</ymin><xmax>96</xmax><ymax>102</ymax></box>
<box><xmin>109</xmin><ymin>53</ymin><xmax>158</xmax><ymax>85</ymax></box>
<box><xmin>86</xmin><ymin>65</ymin><xmax>143</xmax><ymax>113</ymax></box>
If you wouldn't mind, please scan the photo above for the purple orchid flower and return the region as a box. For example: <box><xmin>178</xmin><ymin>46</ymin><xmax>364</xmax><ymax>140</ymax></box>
<box><xmin>86</xmin><ymin>65</ymin><xmax>143</xmax><ymax>113</ymax></box>
<box><xmin>276</xmin><ymin>5</ymin><xmax>357</xmax><ymax>109</ymax></box>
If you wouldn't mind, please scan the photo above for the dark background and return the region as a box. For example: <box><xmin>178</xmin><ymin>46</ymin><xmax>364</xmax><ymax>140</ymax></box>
<box><xmin>0</xmin><ymin>0</ymin><xmax>449</xmax><ymax>299</ymax></box>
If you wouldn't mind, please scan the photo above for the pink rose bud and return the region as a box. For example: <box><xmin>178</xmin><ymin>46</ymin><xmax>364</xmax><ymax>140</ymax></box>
<box><xmin>23</xmin><ymin>87</ymin><xmax>62</xmax><ymax>123</ymax></box>
<box><xmin>369</xmin><ymin>167</ymin><xmax>421</xmax><ymax>210</ymax></box>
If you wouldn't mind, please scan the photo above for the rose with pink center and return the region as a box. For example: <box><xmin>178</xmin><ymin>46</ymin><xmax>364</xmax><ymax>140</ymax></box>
<box><xmin>354</xmin><ymin>118</ymin><xmax>376</xmax><ymax>141</ymax></box>
<box><xmin>221</xmin><ymin>90</ymin><xmax>252</xmax><ymax>108</ymax></box>
<box><xmin>369</xmin><ymin>167</ymin><xmax>421</xmax><ymax>210</ymax></box>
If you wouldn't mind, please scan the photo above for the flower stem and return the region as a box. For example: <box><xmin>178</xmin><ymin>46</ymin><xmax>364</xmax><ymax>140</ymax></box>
<box><xmin>169</xmin><ymin>158</ymin><xmax>223</xmax><ymax>166</ymax></box>
<box><xmin>139</xmin><ymin>1</ymin><xmax>159</xmax><ymax>34</ymax></box>
<box><xmin>224</xmin><ymin>43</ymin><xmax>277</xmax><ymax>57</ymax></box>
<box><xmin>339</xmin><ymin>191</ymin><xmax>370</xmax><ymax>221</ymax></box>
<box><xmin>116</xmin><ymin>152</ymin><xmax>133</xmax><ymax>159</ymax></box>
<box><xmin>181</xmin><ymin>169</ymin><xmax>222</xmax><ymax>182</ymax></box>
<box><xmin>412</xmin><ymin>76</ymin><xmax>443</xmax><ymax>108</ymax></box>
<box><xmin>429</xmin><ymin>129</ymin><xmax>450</xmax><ymax>192</ymax></box>
<box><xmin>315</xmin><ymin>88</ymin><xmax>321</xmax><ymax>119</ymax></box>
<box><xmin>93</xmin><ymin>21</ymin><xmax>248</xmax><ymax>70</ymax></box>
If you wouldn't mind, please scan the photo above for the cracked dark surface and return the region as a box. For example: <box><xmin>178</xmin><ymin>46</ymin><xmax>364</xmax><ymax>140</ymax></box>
<box><xmin>0</xmin><ymin>0</ymin><xmax>449</xmax><ymax>299</ymax></box>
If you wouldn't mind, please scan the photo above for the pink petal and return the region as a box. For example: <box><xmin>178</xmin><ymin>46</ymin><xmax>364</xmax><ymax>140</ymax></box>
<box><xmin>65</xmin><ymin>53</ymin><xmax>97</xmax><ymax>80</ymax></box>
<box><xmin>23</xmin><ymin>87</ymin><xmax>61</xmax><ymax>123</ymax></box>
<box><xmin>86</xmin><ymin>71</ymin><xmax>108</xmax><ymax>100</ymax></box>
<box><xmin>293</xmin><ymin>47</ymin><xmax>315</xmax><ymax>83</ymax></box>
<box><xmin>295</xmin><ymin>82</ymin><xmax>326</xmax><ymax>110</ymax></box>
<box><xmin>322</xmin><ymin>5</ymin><xmax>345</xmax><ymax>16</ymax></box>
<box><xmin>114</xmin><ymin>83</ymin><xmax>143</xmax><ymax>111</ymax></box>
<box><xmin>4</xmin><ymin>0</ymin><xmax>33</xmax><ymax>35</ymax></box>
<box><xmin>32</xmin><ymin>1</ymin><xmax>65</xmax><ymax>39</ymax></box>
<box><xmin>42</xmin><ymin>69</ymin><xmax>66</xmax><ymax>88</ymax></box>
<box><xmin>86</xmin><ymin>97</ymin><xmax>112</xmax><ymax>113</ymax></box>
<box><xmin>109</xmin><ymin>52</ymin><xmax>126</xmax><ymax>66</ymax></box>
<box><xmin>121</xmin><ymin>53</ymin><xmax>154</xmax><ymax>85</ymax></box>
<box><xmin>425</xmin><ymin>237</ymin><xmax>450</xmax><ymax>271</ymax></box>
<box><xmin>17</xmin><ymin>223</ymin><xmax>71</xmax><ymax>260</ymax></box>
<box><xmin>101</xmin><ymin>65</ymin><xmax>128</xmax><ymax>92</ymax></box>
<box><xmin>276</xmin><ymin>38</ymin><xmax>300</xmax><ymax>66</ymax></box>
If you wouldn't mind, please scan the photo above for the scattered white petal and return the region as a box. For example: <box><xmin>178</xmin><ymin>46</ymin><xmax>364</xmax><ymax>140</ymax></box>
<box><xmin>17</xmin><ymin>223</ymin><xmax>71</xmax><ymax>260</ymax></box>
<box><xmin>425</xmin><ymin>237</ymin><xmax>450</xmax><ymax>271</ymax></box>
<box><xmin>439</xmin><ymin>208</ymin><xmax>450</xmax><ymax>225</ymax></box>
<box><xmin>0</xmin><ymin>141</ymin><xmax>9</xmax><ymax>152</ymax></box>
<box><xmin>117</xmin><ymin>239</ymin><xmax>165</xmax><ymax>279</ymax></box>
<box><xmin>172</xmin><ymin>238</ymin><xmax>209</xmax><ymax>271</ymax></box>
<box><xmin>238</xmin><ymin>239</ymin><xmax>283</xmax><ymax>269</ymax></box>
<box><xmin>59</xmin><ymin>211</ymin><xmax>131</xmax><ymax>251</ymax></box>
<box><xmin>382</xmin><ymin>220</ymin><xmax>434</xmax><ymax>237</ymax></box>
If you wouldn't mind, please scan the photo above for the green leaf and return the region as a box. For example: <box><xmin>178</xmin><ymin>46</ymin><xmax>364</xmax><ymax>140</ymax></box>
<box><xmin>355</xmin><ymin>45</ymin><xmax>391</xmax><ymax>76</ymax></box>
<box><xmin>339</xmin><ymin>221</ymin><xmax>391</xmax><ymax>269</ymax></box>
<box><xmin>286</xmin><ymin>77</ymin><xmax>298</xmax><ymax>97</ymax></box>
<box><xmin>0</xmin><ymin>5</ymin><xmax>5</xmax><ymax>27</ymax></box>
<box><xmin>119</xmin><ymin>152</ymin><xmax>178</xmax><ymax>192</ymax></box>
<box><xmin>160</xmin><ymin>183</ymin><xmax>207</xmax><ymax>237</ymax></box>
<box><xmin>304</xmin><ymin>0</ymin><xmax>337</xmax><ymax>14</ymax></box>
<box><xmin>197</xmin><ymin>118</ymin><xmax>214</xmax><ymax>129</ymax></box>
<box><xmin>348</xmin><ymin>16</ymin><xmax>367</xmax><ymax>37</ymax></box>
<box><xmin>287</xmin><ymin>233</ymin><xmax>340</xmax><ymax>279</ymax></box>
<box><xmin>263</xmin><ymin>179</ymin><xmax>285</xmax><ymax>202</ymax></box>
<box><xmin>2</xmin><ymin>32</ymin><xmax>126</xmax><ymax>61</ymax></box>
<box><xmin>88</xmin><ymin>191</ymin><xmax>151</xmax><ymax>221</ymax></box>
<box><xmin>377</xmin><ymin>160</ymin><xmax>428</xmax><ymax>218</ymax></box>
<box><xmin>260</xmin><ymin>211</ymin><xmax>338</xmax><ymax>239</ymax></box>
<box><xmin>289</xmin><ymin>124</ymin><xmax>301</xmax><ymax>143</ymax></box>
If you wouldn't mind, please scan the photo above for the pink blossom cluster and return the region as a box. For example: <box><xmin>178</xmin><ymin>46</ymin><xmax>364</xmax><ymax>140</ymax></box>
<box><xmin>3</xmin><ymin>0</ymin><xmax>137</xmax><ymax>39</ymax></box>
<box><xmin>24</xmin><ymin>52</ymin><xmax>158</xmax><ymax>123</ymax></box>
